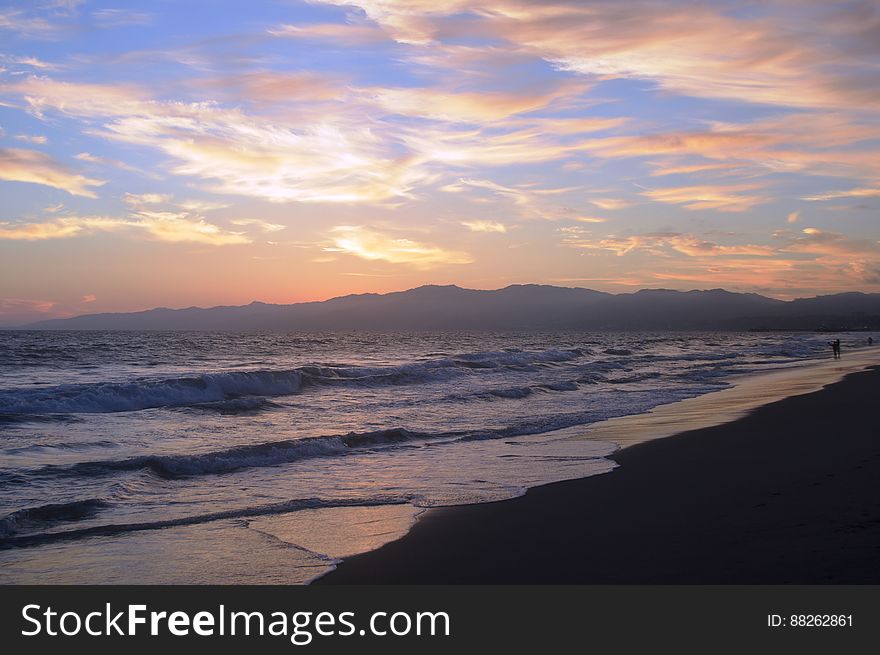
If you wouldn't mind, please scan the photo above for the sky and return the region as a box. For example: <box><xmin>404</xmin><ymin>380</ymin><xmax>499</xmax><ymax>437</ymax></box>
<box><xmin>1</xmin><ymin>0</ymin><xmax>879</xmax><ymax>324</ymax></box>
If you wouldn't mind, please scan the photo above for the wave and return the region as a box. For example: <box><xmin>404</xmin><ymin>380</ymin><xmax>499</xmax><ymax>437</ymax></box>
<box><xmin>460</xmin><ymin>379</ymin><xmax>582</xmax><ymax>401</ymax></box>
<box><xmin>0</xmin><ymin>370</ymin><xmax>305</xmax><ymax>415</ymax></box>
<box><xmin>0</xmin><ymin>348</ymin><xmax>586</xmax><ymax>415</ymax></box>
<box><xmin>0</xmin><ymin>496</ymin><xmax>410</xmax><ymax>549</ymax></box>
<box><xmin>0</xmin><ymin>412</ymin><xmax>81</xmax><ymax>425</ymax></box>
<box><xmin>0</xmin><ymin>499</ymin><xmax>109</xmax><ymax>538</ymax></box>
<box><xmin>3</xmin><ymin>439</ymin><xmax>118</xmax><ymax>455</ymax></box>
<box><xmin>13</xmin><ymin>406</ymin><xmax>624</xmax><ymax>483</ymax></box>
<box><xmin>23</xmin><ymin>428</ymin><xmax>425</xmax><ymax>481</ymax></box>
<box><xmin>183</xmin><ymin>397</ymin><xmax>283</xmax><ymax>414</ymax></box>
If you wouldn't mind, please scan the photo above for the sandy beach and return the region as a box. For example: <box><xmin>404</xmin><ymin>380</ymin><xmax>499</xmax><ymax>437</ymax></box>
<box><xmin>320</xmin><ymin>356</ymin><xmax>880</xmax><ymax>584</ymax></box>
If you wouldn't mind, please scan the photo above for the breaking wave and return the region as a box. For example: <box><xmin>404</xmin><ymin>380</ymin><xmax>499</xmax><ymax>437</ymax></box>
<box><xmin>22</xmin><ymin>428</ymin><xmax>427</xmax><ymax>480</ymax></box>
<box><xmin>0</xmin><ymin>348</ymin><xmax>585</xmax><ymax>415</ymax></box>
<box><xmin>0</xmin><ymin>498</ymin><xmax>110</xmax><ymax>538</ymax></box>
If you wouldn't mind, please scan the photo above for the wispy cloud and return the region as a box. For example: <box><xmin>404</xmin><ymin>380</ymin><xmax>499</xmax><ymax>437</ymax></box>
<box><xmin>318</xmin><ymin>1</ymin><xmax>880</xmax><ymax>111</ymax></box>
<box><xmin>326</xmin><ymin>225</ymin><xmax>473</xmax><ymax>266</ymax></box>
<box><xmin>442</xmin><ymin>177</ymin><xmax>595</xmax><ymax>222</ymax></box>
<box><xmin>91</xmin><ymin>9</ymin><xmax>154</xmax><ymax>28</ymax></box>
<box><xmin>802</xmin><ymin>187</ymin><xmax>880</xmax><ymax>202</ymax></box>
<box><xmin>0</xmin><ymin>212</ymin><xmax>250</xmax><ymax>245</ymax></box>
<box><xmin>123</xmin><ymin>192</ymin><xmax>173</xmax><ymax>207</ymax></box>
<box><xmin>75</xmin><ymin>151</ymin><xmax>141</xmax><ymax>173</ymax></box>
<box><xmin>0</xmin><ymin>147</ymin><xmax>104</xmax><ymax>197</ymax></box>
<box><xmin>13</xmin><ymin>134</ymin><xmax>48</xmax><ymax>144</ymax></box>
<box><xmin>461</xmin><ymin>220</ymin><xmax>507</xmax><ymax>233</ymax></box>
<box><xmin>231</xmin><ymin>218</ymin><xmax>286</xmax><ymax>233</ymax></box>
<box><xmin>640</xmin><ymin>184</ymin><xmax>766</xmax><ymax>212</ymax></box>
<box><xmin>368</xmin><ymin>82</ymin><xmax>585</xmax><ymax>123</ymax></box>
<box><xmin>562</xmin><ymin>231</ymin><xmax>774</xmax><ymax>257</ymax></box>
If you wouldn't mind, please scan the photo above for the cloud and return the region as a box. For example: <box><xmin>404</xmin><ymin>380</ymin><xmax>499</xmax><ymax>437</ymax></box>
<box><xmin>787</xmin><ymin>211</ymin><xmax>799</xmax><ymax>224</ymax></box>
<box><xmin>268</xmin><ymin>21</ymin><xmax>390</xmax><ymax>45</ymax></box>
<box><xmin>1</xmin><ymin>77</ymin><xmax>633</xmax><ymax>205</ymax></box>
<box><xmin>326</xmin><ymin>225</ymin><xmax>473</xmax><ymax>266</ymax></box>
<box><xmin>81</xmin><ymin>294</ymin><xmax>96</xmax><ymax>303</ymax></box>
<box><xmin>0</xmin><ymin>216</ymin><xmax>120</xmax><ymax>240</ymax></box>
<box><xmin>193</xmin><ymin>71</ymin><xmax>345</xmax><ymax>105</ymax></box>
<box><xmin>559</xmin><ymin>226</ymin><xmax>880</xmax><ymax>294</ymax></box>
<box><xmin>802</xmin><ymin>187</ymin><xmax>880</xmax><ymax>201</ymax></box>
<box><xmin>74</xmin><ymin>151</ymin><xmax>141</xmax><ymax>173</ymax></box>
<box><xmin>784</xmin><ymin>227</ymin><xmax>880</xmax><ymax>261</ymax></box>
<box><xmin>368</xmin><ymin>82</ymin><xmax>585</xmax><ymax>123</ymax></box>
<box><xmin>131</xmin><ymin>211</ymin><xmax>250</xmax><ymax>245</ymax></box>
<box><xmin>581</xmin><ymin>117</ymin><xmax>880</xmax><ymax>182</ymax></box>
<box><xmin>0</xmin><ymin>9</ymin><xmax>62</xmax><ymax>38</ymax></box>
<box><xmin>91</xmin><ymin>9</ymin><xmax>153</xmax><ymax>28</ymax></box>
<box><xmin>442</xmin><ymin>177</ymin><xmax>590</xmax><ymax>221</ymax></box>
<box><xmin>14</xmin><ymin>134</ymin><xmax>48</xmax><ymax>144</ymax></box>
<box><xmin>317</xmin><ymin>1</ymin><xmax>880</xmax><ymax>111</ymax></box>
<box><xmin>177</xmin><ymin>199</ymin><xmax>230</xmax><ymax>212</ymax></box>
<box><xmin>589</xmin><ymin>198</ymin><xmax>631</xmax><ymax>211</ymax></box>
<box><xmin>0</xmin><ymin>147</ymin><xmax>105</xmax><ymax>197</ymax></box>
<box><xmin>4</xmin><ymin>77</ymin><xmax>432</xmax><ymax>204</ymax></box>
<box><xmin>0</xmin><ymin>55</ymin><xmax>59</xmax><ymax>71</ymax></box>
<box><xmin>649</xmin><ymin>162</ymin><xmax>742</xmax><ymax>177</ymax></box>
<box><xmin>640</xmin><ymin>184</ymin><xmax>766</xmax><ymax>212</ymax></box>
<box><xmin>0</xmin><ymin>212</ymin><xmax>250</xmax><ymax>245</ymax></box>
<box><xmin>123</xmin><ymin>192</ymin><xmax>173</xmax><ymax>207</ymax></box>
<box><xmin>0</xmin><ymin>297</ymin><xmax>56</xmax><ymax>315</ymax></box>
<box><xmin>562</xmin><ymin>231</ymin><xmax>774</xmax><ymax>257</ymax></box>
<box><xmin>231</xmin><ymin>218</ymin><xmax>287</xmax><ymax>233</ymax></box>
<box><xmin>461</xmin><ymin>220</ymin><xmax>507</xmax><ymax>233</ymax></box>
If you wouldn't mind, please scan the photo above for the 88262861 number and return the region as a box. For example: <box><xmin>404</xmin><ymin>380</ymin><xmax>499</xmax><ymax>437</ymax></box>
<box><xmin>791</xmin><ymin>615</ymin><xmax>852</xmax><ymax>627</ymax></box>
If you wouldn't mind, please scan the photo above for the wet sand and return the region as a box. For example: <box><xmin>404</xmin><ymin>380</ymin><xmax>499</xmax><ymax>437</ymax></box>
<box><xmin>319</xmin><ymin>362</ymin><xmax>880</xmax><ymax>583</ymax></box>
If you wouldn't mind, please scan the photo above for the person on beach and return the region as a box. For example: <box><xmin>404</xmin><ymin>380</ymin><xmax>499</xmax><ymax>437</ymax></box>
<box><xmin>869</xmin><ymin>337</ymin><xmax>874</xmax><ymax>346</ymax></box>
<box><xmin>829</xmin><ymin>340</ymin><xmax>840</xmax><ymax>359</ymax></box>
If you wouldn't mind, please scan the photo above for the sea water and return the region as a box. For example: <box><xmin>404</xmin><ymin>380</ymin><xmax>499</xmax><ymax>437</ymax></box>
<box><xmin>0</xmin><ymin>330</ymin><xmax>870</xmax><ymax>582</ymax></box>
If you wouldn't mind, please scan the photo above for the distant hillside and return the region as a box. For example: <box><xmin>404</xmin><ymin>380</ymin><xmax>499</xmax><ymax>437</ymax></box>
<box><xmin>19</xmin><ymin>285</ymin><xmax>880</xmax><ymax>331</ymax></box>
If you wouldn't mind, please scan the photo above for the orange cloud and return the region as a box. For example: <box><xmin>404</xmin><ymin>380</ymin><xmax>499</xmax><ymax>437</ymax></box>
<box><xmin>640</xmin><ymin>184</ymin><xmax>766</xmax><ymax>212</ymax></box>
<box><xmin>318</xmin><ymin>1</ymin><xmax>880</xmax><ymax>110</ymax></box>
<box><xmin>563</xmin><ymin>231</ymin><xmax>774</xmax><ymax>257</ymax></box>
<box><xmin>369</xmin><ymin>82</ymin><xmax>585</xmax><ymax>122</ymax></box>
<box><xmin>0</xmin><ymin>147</ymin><xmax>104</xmax><ymax>197</ymax></box>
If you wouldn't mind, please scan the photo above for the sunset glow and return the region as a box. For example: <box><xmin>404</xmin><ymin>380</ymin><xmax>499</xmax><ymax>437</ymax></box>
<box><xmin>1</xmin><ymin>0</ymin><xmax>879</xmax><ymax>324</ymax></box>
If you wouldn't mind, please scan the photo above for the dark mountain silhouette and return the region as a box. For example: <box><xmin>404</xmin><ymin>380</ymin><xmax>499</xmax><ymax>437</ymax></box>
<box><xmin>17</xmin><ymin>285</ymin><xmax>880</xmax><ymax>331</ymax></box>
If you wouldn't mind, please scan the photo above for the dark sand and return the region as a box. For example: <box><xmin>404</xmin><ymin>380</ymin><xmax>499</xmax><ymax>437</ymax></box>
<box><xmin>319</xmin><ymin>366</ymin><xmax>880</xmax><ymax>583</ymax></box>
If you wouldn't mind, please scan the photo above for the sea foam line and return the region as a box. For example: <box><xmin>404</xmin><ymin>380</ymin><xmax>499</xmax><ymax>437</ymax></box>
<box><xmin>0</xmin><ymin>496</ymin><xmax>412</xmax><ymax>550</ymax></box>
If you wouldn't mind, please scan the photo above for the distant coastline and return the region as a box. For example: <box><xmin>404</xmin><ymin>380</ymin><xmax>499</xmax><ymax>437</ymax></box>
<box><xmin>11</xmin><ymin>284</ymin><xmax>880</xmax><ymax>331</ymax></box>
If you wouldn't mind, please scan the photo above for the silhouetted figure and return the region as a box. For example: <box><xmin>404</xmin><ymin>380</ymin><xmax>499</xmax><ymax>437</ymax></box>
<box><xmin>829</xmin><ymin>340</ymin><xmax>840</xmax><ymax>359</ymax></box>
<box><xmin>869</xmin><ymin>337</ymin><xmax>874</xmax><ymax>346</ymax></box>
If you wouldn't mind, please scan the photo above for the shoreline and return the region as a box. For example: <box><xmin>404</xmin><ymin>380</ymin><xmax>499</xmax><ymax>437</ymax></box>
<box><xmin>318</xmin><ymin>355</ymin><xmax>880</xmax><ymax>584</ymax></box>
<box><xmin>570</xmin><ymin>346</ymin><xmax>880</xmax><ymax>448</ymax></box>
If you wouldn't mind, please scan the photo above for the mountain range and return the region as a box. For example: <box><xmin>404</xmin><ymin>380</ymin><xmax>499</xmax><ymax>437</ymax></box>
<box><xmin>18</xmin><ymin>285</ymin><xmax>880</xmax><ymax>331</ymax></box>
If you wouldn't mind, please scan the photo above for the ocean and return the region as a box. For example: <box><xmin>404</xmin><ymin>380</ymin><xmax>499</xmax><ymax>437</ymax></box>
<box><xmin>0</xmin><ymin>330</ymin><xmax>870</xmax><ymax>583</ymax></box>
